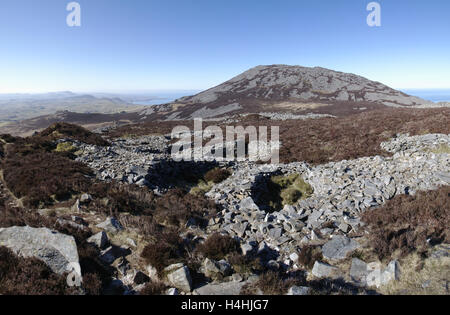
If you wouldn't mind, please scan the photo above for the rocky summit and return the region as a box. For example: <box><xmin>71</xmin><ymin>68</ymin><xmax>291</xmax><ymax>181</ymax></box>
<box><xmin>147</xmin><ymin>65</ymin><xmax>433</xmax><ymax>121</ymax></box>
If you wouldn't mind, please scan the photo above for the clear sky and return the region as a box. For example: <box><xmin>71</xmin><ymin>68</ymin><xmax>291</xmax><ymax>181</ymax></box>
<box><xmin>0</xmin><ymin>0</ymin><xmax>449</xmax><ymax>93</ymax></box>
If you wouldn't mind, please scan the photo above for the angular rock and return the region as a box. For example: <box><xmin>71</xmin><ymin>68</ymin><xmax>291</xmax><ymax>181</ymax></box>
<box><xmin>80</xmin><ymin>193</ymin><xmax>93</xmax><ymax>204</ymax></box>
<box><xmin>381</xmin><ymin>260</ymin><xmax>400</xmax><ymax>285</ymax></box>
<box><xmin>241</xmin><ymin>242</ymin><xmax>255</xmax><ymax>256</ymax></box>
<box><xmin>287</xmin><ymin>286</ymin><xmax>311</xmax><ymax>295</ymax></box>
<box><xmin>321</xmin><ymin>235</ymin><xmax>360</xmax><ymax>261</ymax></box>
<box><xmin>194</xmin><ymin>281</ymin><xmax>248</xmax><ymax>295</ymax></box>
<box><xmin>0</xmin><ymin>226</ymin><xmax>79</xmax><ymax>275</ymax></box>
<box><xmin>349</xmin><ymin>258</ymin><xmax>368</xmax><ymax>285</ymax></box>
<box><xmin>166</xmin><ymin>288</ymin><xmax>179</xmax><ymax>295</ymax></box>
<box><xmin>239</xmin><ymin>197</ymin><xmax>259</xmax><ymax>211</ymax></box>
<box><xmin>268</xmin><ymin>227</ymin><xmax>283</xmax><ymax>239</ymax></box>
<box><xmin>311</xmin><ymin>261</ymin><xmax>340</xmax><ymax>278</ymax></box>
<box><xmin>87</xmin><ymin>231</ymin><xmax>109</xmax><ymax>250</ymax></box>
<box><xmin>366</xmin><ymin>260</ymin><xmax>400</xmax><ymax>288</ymax></box>
<box><xmin>100</xmin><ymin>246</ymin><xmax>131</xmax><ymax>265</ymax></box>
<box><xmin>96</xmin><ymin>217</ymin><xmax>124</xmax><ymax>234</ymax></box>
<box><xmin>164</xmin><ymin>263</ymin><xmax>192</xmax><ymax>292</ymax></box>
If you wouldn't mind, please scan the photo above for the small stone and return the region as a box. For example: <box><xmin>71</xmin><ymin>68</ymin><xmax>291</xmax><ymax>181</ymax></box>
<box><xmin>312</xmin><ymin>261</ymin><xmax>340</xmax><ymax>278</ymax></box>
<box><xmin>147</xmin><ymin>265</ymin><xmax>159</xmax><ymax>282</ymax></box>
<box><xmin>194</xmin><ymin>281</ymin><xmax>248</xmax><ymax>295</ymax></box>
<box><xmin>338</xmin><ymin>222</ymin><xmax>351</xmax><ymax>233</ymax></box>
<box><xmin>287</xmin><ymin>286</ymin><xmax>311</xmax><ymax>295</ymax></box>
<box><xmin>239</xmin><ymin>197</ymin><xmax>259</xmax><ymax>211</ymax></box>
<box><xmin>71</xmin><ymin>199</ymin><xmax>81</xmax><ymax>212</ymax></box>
<box><xmin>266</xmin><ymin>260</ymin><xmax>280</xmax><ymax>270</ymax></box>
<box><xmin>96</xmin><ymin>217</ymin><xmax>124</xmax><ymax>234</ymax></box>
<box><xmin>80</xmin><ymin>193</ymin><xmax>92</xmax><ymax>204</ymax></box>
<box><xmin>241</xmin><ymin>243</ymin><xmax>255</xmax><ymax>256</ymax></box>
<box><xmin>268</xmin><ymin>227</ymin><xmax>283</xmax><ymax>239</ymax></box>
<box><xmin>381</xmin><ymin>260</ymin><xmax>400</xmax><ymax>285</ymax></box>
<box><xmin>232</xmin><ymin>273</ymin><xmax>243</xmax><ymax>282</ymax></box>
<box><xmin>289</xmin><ymin>252</ymin><xmax>299</xmax><ymax>262</ymax></box>
<box><xmin>87</xmin><ymin>231</ymin><xmax>109</xmax><ymax>250</ymax></box>
<box><xmin>100</xmin><ymin>246</ymin><xmax>131</xmax><ymax>265</ymax></box>
<box><xmin>166</xmin><ymin>288</ymin><xmax>179</xmax><ymax>295</ymax></box>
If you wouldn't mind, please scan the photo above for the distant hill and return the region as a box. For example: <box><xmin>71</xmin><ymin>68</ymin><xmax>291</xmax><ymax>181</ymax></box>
<box><xmin>0</xmin><ymin>92</ymin><xmax>144</xmax><ymax>123</ymax></box>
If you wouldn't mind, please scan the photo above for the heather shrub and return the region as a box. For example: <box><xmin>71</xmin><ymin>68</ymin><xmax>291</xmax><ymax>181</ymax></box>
<box><xmin>77</xmin><ymin>242</ymin><xmax>112</xmax><ymax>295</ymax></box>
<box><xmin>196</xmin><ymin>233</ymin><xmax>240</xmax><ymax>260</ymax></box>
<box><xmin>153</xmin><ymin>189</ymin><xmax>218</xmax><ymax>228</ymax></box>
<box><xmin>0</xmin><ymin>134</ymin><xmax>18</xmax><ymax>143</ymax></box>
<box><xmin>239</xmin><ymin>108</ymin><xmax>450</xmax><ymax>164</ymax></box>
<box><xmin>228</xmin><ymin>253</ymin><xmax>264</xmax><ymax>274</ymax></box>
<box><xmin>362</xmin><ymin>186</ymin><xmax>450</xmax><ymax>260</ymax></box>
<box><xmin>2</xmin><ymin>150</ymin><xmax>92</xmax><ymax>208</ymax></box>
<box><xmin>39</xmin><ymin>122</ymin><xmax>109</xmax><ymax>146</ymax></box>
<box><xmin>240</xmin><ymin>271</ymin><xmax>301</xmax><ymax>295</ymax></box>
<box><xmin>140</xmin><ymin>281</ymin><xmax>168</xmax><ymax>295</ymax></box>
<box><xmin>298</xmin><ymin>245</ymin><xmax>323</xmax><ymax>269</ymax></box>
<box><xmin>141</xmin><ymin>231</ymin><xmax>185</xmax><ymax>275</ymax></box>
<box><xmin>204</xmin><ymin>168</ymin><xmax>231</xmax><ymax>184</ymax></box>
<box><xmin>89</xmin><ymin>182</ymin><xmax>155</xmax><ymax>216</ymax></box>
<box><xmin>0</xmin><ymin>246</ymin><xmax>78</xmax><ymax>295</ymax></box>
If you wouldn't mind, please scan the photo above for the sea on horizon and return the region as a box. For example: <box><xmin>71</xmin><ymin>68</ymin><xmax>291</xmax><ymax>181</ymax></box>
<box><xmin>401</xmin><ymin>89</ymin><xmax>450</xmax><ymax>102</ymax></box>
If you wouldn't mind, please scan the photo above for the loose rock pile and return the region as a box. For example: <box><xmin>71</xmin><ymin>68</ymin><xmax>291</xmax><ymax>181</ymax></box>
<box><xmin>70</xmin><ymin>132</ymin><xmax>449</xmax><ymax>294</ymax></box>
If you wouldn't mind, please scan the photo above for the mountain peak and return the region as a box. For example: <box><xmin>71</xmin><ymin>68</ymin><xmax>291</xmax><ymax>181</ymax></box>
<box><xmin>160</xmin><ymin>65</ymin><xmax>431</xmax><ymax>120</ymax></box>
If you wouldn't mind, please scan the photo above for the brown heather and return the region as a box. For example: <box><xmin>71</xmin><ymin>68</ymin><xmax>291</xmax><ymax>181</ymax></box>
<box><xmin>0</xmin><ymin>246</ymin><xmax>79</xmax><ymax>295</ymax></box>
<box><xmin>196</xmin><ymin>233</ymin><xmax>240</xmax><ymax>260</ymax></box>
<box><xmin>39</xmin><ymin>122</ymin><xmax>110</xmax><ymax>146</ymax></box>
<box><xmin>362</xmin><ymin>186</ymin><xmax>450</xmax><ymax>260</ymax></box>
<box><xmin>105</xmin><ymin>108</ymin><xmax>449</xmax><ymax>164</ymax></box>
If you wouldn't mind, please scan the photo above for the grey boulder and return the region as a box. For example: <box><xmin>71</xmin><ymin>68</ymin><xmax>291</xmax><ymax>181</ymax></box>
<box><xmin>0</xmin><ymin>226</ymin><xmax>79</xmax><ymax>276</ymax></box>
<box><xmin>164</xmin><ymin>263</ymin><xmax>193</xmax><ymax>292</ymax></box>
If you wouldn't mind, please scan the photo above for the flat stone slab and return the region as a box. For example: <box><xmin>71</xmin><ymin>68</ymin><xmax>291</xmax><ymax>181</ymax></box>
<box><xmin>194</xmin><ymin>281</ymin><xmax>248</xmax><ymax>295</ymax></box>
<box><xmin>322</xmin><ymin>235</ymin><xmax>360</xmax><ymax>261</ymax></box>
<box><xmin>312</xmin><ymin>261</ymin><xmax>340</xmax><ymax>278</ymax></box>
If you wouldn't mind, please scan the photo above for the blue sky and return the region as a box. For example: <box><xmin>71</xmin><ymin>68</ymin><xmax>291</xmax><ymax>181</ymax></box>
<box><xmin>0</xmin><ymin>0</ymin><xmax>449</xmax><ymax>93</ymax></box>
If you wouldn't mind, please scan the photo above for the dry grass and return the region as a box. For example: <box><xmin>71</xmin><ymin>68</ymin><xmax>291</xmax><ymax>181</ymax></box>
<box><xmin>253</xmin><ymin>173</ymin><xmax>313</xmax><ymax>212</ymax></box>
<box><xmin>430</xmin><ymin>144</ymin><xmax>450</xmax><ymax>154</ymax></box>
<box><xmin>298</xmin><ymin>245</ymin><xmax>323</xmax><ymax>269</ymax></box>
<box><xmin>379</xmin><ymin>249</ymin><xmax>450</xmax><ymax>295</ymax></box>
<box><xmin>204</xmin><ymin>168</ymin><xmax>231</xmax><ymax>184</ymax></box>
<box><xmin>140</xmin><ymin>281</ymin><xmax>168</xmax><ymax>295</ymax></box>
